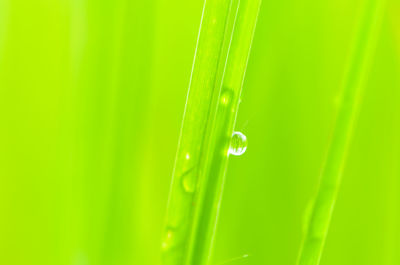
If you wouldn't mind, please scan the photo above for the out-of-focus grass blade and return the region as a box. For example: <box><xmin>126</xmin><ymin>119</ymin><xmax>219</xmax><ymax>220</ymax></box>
<box><xmin>296</xmin><ymin>1</ymin><xmax>386</xmax><ymax>265</ymax></box>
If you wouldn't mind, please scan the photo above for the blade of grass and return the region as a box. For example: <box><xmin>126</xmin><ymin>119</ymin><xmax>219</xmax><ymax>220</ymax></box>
<box><xmin>296</xmin><ymin>1</ymin><xmax>386</xmax><ymax>265</ymax></box>
<box><xmin>187</xmin><ymin>2</ymin><xmax>261</xmax><ymax>265</ymax></box>
<box><xmin>162</xmin><ymin>1</ymin><xmax>261</xmax><ymax>265</ymax></box>
<box><xmin>162</xmin><ymin>1</ymin><xmax>239</xmax><ymax>264</ymax></box>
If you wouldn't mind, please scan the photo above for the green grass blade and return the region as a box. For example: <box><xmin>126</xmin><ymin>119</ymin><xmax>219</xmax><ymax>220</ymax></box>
<box><xmin>162</xmin><ymin>1</ymin><xmax>261</xmax><ymax>265</ymax></box>
<box><xmin>186</xmin><ymin>2</ymin><xmax>261</xmax><ymax>265</ymax></box>
<box><xmin>296</xmin><ymin>1</ymin><xmax>386</xmax><ymax>265</ymax></box>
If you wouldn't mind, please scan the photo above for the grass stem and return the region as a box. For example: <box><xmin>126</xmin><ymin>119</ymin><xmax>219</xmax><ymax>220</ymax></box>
<box><xmin>296</xmin><ymin>1</ymin><xmax>386</xmax><ymax>264</ymax></box>
<box><xmin>162</xmin><ymin>1</ymin><xmax>261</xmax><ymax>265</ymax></box>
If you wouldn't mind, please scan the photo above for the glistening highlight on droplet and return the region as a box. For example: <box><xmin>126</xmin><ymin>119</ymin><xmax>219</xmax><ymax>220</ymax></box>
<box><xmin>229</xmin><ymin>131</ymin><xmax>247</xmax><ymax>156</ymax></box>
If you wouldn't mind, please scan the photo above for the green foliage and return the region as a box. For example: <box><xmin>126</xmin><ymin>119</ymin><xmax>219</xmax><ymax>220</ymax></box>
<box><xmin>162</xmin><ymin>1</ymin><xmax>261</xmax><ymax>265</ymax></box>
<box><xmin>0</xmin><ymin>0</ymin><xmax>399</xmax><ymax>265</ymax></box>
<box><xmin>296</xmin><ymin>0</ymin><xmax>387</xmax><ymax>264</ymax></box>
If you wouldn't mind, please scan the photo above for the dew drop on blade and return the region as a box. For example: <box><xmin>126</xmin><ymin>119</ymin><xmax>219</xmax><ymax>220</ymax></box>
<box><xmin>161</xmin><ymin>228</ymin><xmax>175</xmax><ymax>251</ymax></box>
<box><xmin>220</xmin><ymin>88</ymin><xmax>233</xmax><ymax>106</ymax></box>
<box><xmin>229</xmin><ymin>131</ymin><xmax>247</xmax><ymax>156</ymax></box>
<box><xmin>182</xmin><ymin>174</ymin><xmax>196</xmax><ymax>193</ymax></box>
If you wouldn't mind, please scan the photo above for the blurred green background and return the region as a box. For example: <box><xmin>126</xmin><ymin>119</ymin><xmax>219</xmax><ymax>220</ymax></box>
<box><xmin>0</xmin><ymin>0</ymin><xmax>399</xmax><ymax>265</ymax></box>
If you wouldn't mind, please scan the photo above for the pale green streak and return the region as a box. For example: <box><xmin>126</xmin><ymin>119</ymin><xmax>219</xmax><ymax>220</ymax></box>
<box><xmin>296</xmin><ymin>1</ymin><xmax>386</xmax><ymax>265</ymax></box>
<box><xmin>162</xmin><ymin>0</ymin><xmax>261</xmax><ymax>265</ymax></box>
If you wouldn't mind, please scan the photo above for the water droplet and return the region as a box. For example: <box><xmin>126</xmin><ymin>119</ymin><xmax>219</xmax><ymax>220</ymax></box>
<box><xmin>179</xmin><ymin>167</ymin><xmax>196</xmax><ymax>193</ymax></box>
<box><xmin>161</xmin><ymin>228</ymin><xmax>175</xmax><ymax>251</ymax></box>
<box><xmin>229</xmin><ymin>131</ymin><xmax>247</xmax><ymax>156</ymax></box>
<box><xmin>182</xmin><ymin>175</ymin><xmax>196</xmax><ymax>193</ymax></box>
<box><xmin>185</xmin><ymin>152</ymin><xmax>190</xmax><ymax>160</ymax></box>
<box><xmin>220</xmin><ymin>89</ymin><xmax>233</xmax><ymax>106</ymax></box>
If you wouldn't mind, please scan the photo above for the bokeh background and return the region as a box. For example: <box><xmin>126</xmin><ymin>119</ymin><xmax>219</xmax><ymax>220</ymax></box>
<box><xmin>0</xmin><ymin>0</ymin><xmax>399</xmax><ymax>264</ymax></box>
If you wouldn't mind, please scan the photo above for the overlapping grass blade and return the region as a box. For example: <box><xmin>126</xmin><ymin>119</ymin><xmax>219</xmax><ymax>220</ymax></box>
<box><xmin>162</xmin><ymin>1</ymin><xmax>261</xmax><ymax>265</ymax></box>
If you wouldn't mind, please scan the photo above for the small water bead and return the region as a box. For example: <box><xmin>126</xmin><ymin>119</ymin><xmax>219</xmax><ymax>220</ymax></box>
<box><xmin>182</xmin><ymin>172</ymin><xmax>196</xmax><ymax>193</ymax></box>
<box><xmin>161</xmin><ymin>228</ymin><xmax>175</xmax><ymax>251</ymax></box>
<box><xmin>229</xmin><ymin>131</ymin><xmax>247</xmax><ymax>156</ymax></box>
<box><xmin>220</xmin><ymin>89</ymin><xmax>233</xmax><ymax>106</ymax></box>
<box><xmin>180</xmin><ymin>152</ymin><xmax>196</xmax><ymax>193</ymax></box>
